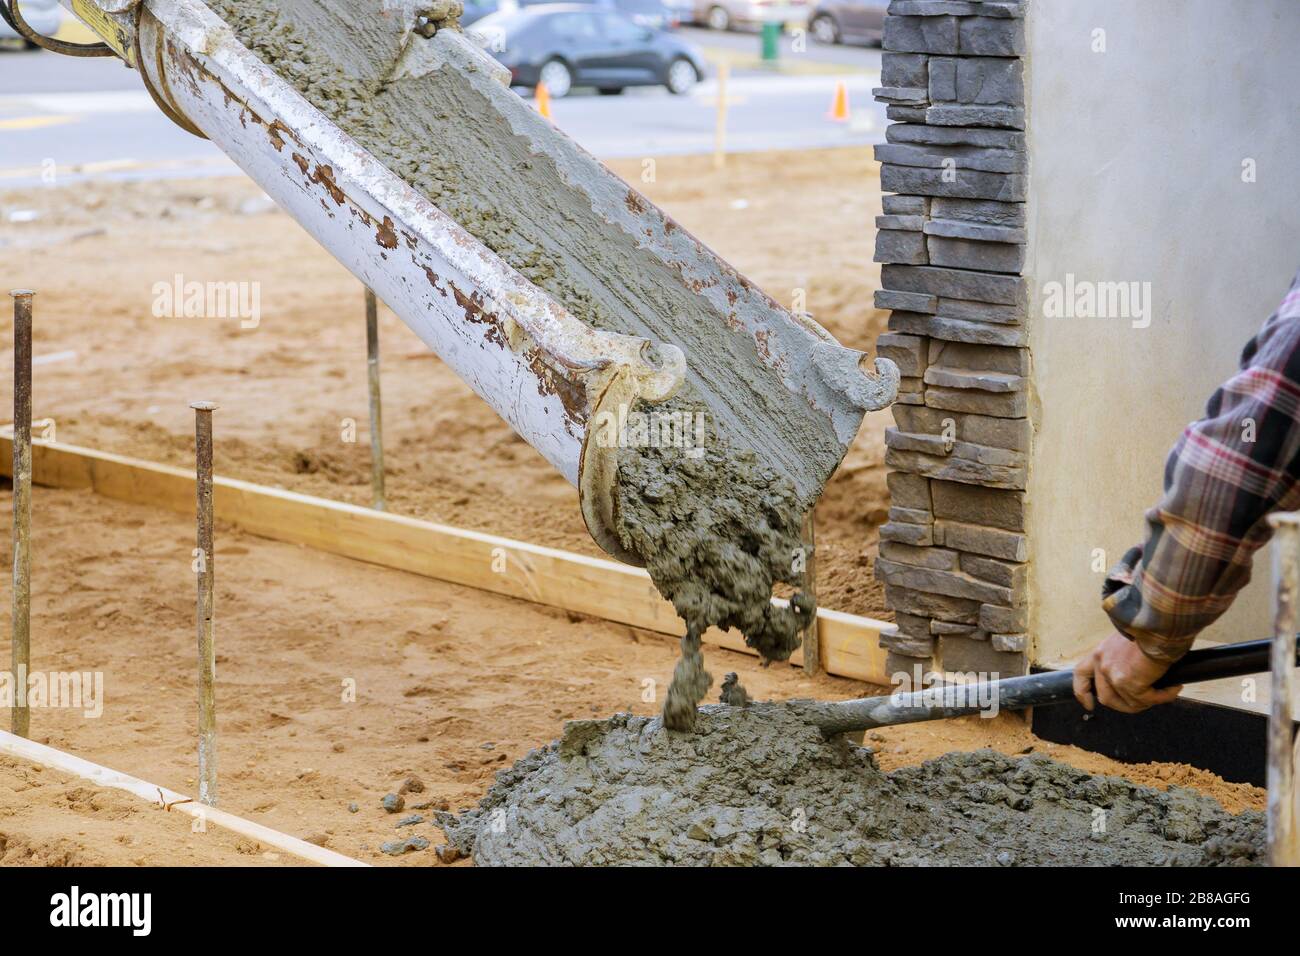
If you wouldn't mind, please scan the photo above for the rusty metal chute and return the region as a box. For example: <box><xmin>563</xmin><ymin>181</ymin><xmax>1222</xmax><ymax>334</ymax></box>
<box><xmin>49</xmin><ymin>0</ymin><xmax>898</xmax><ymax>561</ymax></box>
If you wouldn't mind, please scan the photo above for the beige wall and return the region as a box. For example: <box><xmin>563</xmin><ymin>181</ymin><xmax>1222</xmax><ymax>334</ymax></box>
<box><xmin>1026</xmin><ymin>0</ymin><xmax>1300</xmax><ymax>665</ymax></box>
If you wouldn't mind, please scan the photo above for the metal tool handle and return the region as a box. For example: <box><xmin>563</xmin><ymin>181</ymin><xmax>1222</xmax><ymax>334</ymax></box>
<box><xmin>792</xmin><ymin>638</ymin><xmax>1298</xmax><ymax>736</ymax></box>
<box><xmin>1154</xmin><ymin>638</ymin><xmax>1276</xmax><ymax>686</ymax></box>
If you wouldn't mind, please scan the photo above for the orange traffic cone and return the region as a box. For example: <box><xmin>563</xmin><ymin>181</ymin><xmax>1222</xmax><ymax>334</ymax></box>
<box><xmin>535</xmin><ymin>82</ymin><xmax>552</xmax><ymax>120</ymax></box>
<box><xmin>826</xmin><ymin>81</ymin><xmax>850</xmax><ymax>122</ymax></box>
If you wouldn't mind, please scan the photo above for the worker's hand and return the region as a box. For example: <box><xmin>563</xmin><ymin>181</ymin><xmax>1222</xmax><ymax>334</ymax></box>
<box><xmin>1072</xmin><ymin>632</ymin><xmax>1183</xmax><ymax>714</ymax></box>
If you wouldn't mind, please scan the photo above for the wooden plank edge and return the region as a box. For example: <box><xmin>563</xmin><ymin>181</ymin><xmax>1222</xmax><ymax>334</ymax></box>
<box><xmin>0</xmin><ymin>729</ymin><xmax>369</xmax><ymax>867</ymax></box>
<box><xmin>0</xmin><ymin>436</ymin><xmax>891</xmax><ymax>685</ymax></box>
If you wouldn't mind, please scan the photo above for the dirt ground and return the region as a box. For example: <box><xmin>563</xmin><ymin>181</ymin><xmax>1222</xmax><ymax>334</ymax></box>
<box><xmin>0</xmin><ymin>755</ymin><xmax>289</xmax><ymax>866</ymax></box>
<box><xmin>0</xmin><ymin>148</ymin><xmax>1266</xmax><ymax>866</ymax></box>
<box><xmin>0</xmin><ymin>489</ymin><xmax>1264</xmax><ymax>865</ymax></box>
<box><xmin>0</xmin><ymin>147</ymin><xmax>894</xmax><ymax>619</ymax></box>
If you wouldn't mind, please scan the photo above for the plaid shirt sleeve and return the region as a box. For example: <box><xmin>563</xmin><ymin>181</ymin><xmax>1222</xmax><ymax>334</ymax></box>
<box><xmin>1102</xmin><ymin>270</ymin><xmax>1300</xmax><ymax>662</ymax></box>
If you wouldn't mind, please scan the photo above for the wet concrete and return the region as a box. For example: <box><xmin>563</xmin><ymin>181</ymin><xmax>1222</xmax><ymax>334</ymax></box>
<box><xmin>436</xmin><ymin>707</ymin><xmax>1265</xmax><ymax>866</ymax></box>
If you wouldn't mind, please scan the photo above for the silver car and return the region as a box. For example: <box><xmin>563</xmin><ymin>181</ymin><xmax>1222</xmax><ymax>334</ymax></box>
<box><xmin>693</xmin><ymin>0</ymin><xmax>810</xmax><ymax>32</ymax></box>
<box><xmin>1</xmin><ymin>0</ymin><xmax>65</xmax><ymax>45</ymax></box>
<box><xmin>809</xmin><ymin>0</ymin><xmax>886</xmax><ymax>45</ymax></box>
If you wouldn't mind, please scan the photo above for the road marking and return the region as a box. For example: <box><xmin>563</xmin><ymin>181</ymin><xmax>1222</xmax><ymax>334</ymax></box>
<box><xmin>0</xmin><ymin>115</ymin><xmax>80</xmax><ymax>131</ymax></box>
<box><xmin>0</xmin><ymin>90</ymin><xmax>156</xmax><ymax>114</ymax></box>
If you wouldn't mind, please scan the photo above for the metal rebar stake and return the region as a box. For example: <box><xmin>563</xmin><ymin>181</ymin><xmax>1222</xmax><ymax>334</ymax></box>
<box><xmin>1267</xmin><ymin>513</ymin><xmax>1300</xmax><ymax>866</ymax></box>
<box><xmin>10</xmin><ymin>290</ymin><xmax>33</xmax><ymax>738</ymax></box>
<box><xmin>800</xmin><ymin>508</ymin><xmax>819</xmax><ymax>674</ymax></box>
<box><xmin>365</xmin><ymin>288</ymin><xmax>386</xmax><ymax>512</ymax></box>
<box><xmin>191</xmin><ymin>401</ymin><xmax>218</xmax><ymax>807</ymax></box>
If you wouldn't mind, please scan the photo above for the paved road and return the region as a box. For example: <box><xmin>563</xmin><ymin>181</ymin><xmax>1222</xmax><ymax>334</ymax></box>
<box><xmin>676</xmin><ymin>24</ymin><xmax>881</xmax><ymax>70</ymax></box>
<box><xmin>0</xmin><ymin>27</ymin><xmax>883</xmax><ymax>186</ymax></box>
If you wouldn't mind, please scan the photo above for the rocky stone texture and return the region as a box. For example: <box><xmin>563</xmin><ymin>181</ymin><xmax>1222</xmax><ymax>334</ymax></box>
<box><xmin>874</xmin><ymin>0</ymin><xmax>1029</xmax><ymax>677</ymax></box>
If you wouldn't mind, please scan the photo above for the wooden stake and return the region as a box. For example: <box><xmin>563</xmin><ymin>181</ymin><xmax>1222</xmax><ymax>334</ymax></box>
<box><xmin>364</xmin><ymin>288</ymin><xmax>386</xmax><ymax>511</ymax></box>
<box><xmin>191</xmin><ymin>401</ymin><xmax>218</xmax><ymax>807</ymax></box>
<box><xmin>1267</xmin><ymin>515</ymin><xmax>1300</xmax><ymax>866</ymax></box>
<box><xmin>9</xmin><ymin>290</ymin><xmax>32</xmax><ymax>738</ymax></box>
<box><xmin>801</xmin><ymin>508</ymin><xmax>820</xmax><ymax>674</ymax></box>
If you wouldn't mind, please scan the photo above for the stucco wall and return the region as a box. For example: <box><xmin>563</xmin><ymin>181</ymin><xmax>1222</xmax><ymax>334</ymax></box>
<box><xmin>1026</xmin><ymin>0</ymin><xmax>1300</xmax><ymax>664</ymax></box>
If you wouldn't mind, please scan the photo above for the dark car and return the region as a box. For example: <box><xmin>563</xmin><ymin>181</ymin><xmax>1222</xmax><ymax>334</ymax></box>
<box><xmin>808</xmin><ymin>0</ymin><xmax>886</xmax><ymax>45</ymax></box>
<box><xmin>468</xmin><ymin>4</ymin><xmax>707</xmax><ymax>98</ymax></box>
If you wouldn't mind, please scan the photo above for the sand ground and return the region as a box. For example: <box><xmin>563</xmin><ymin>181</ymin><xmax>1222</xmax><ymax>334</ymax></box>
<box><xmin>0</xmin><ymin>488</ymin><xmax>1263</xmax><ymax>866</ymax></box>
<box><xmin>0</xmin><ymin>148</ymin><xmax>1264</xmax><ymax>866</ymax></box>
<box><xmin>0</xmin><ymin>147</ymin><xmax>895</xmax><ymax>620</ymax></box>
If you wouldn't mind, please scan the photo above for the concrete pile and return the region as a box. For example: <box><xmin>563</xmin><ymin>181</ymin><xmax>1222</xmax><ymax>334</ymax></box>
<box><xmin>436</xmin><ymin>707</ymin><xmax>1264</xmax><ymax>866</ymax></box>
<box><xmin>871</xmin><ymin>0</ymin><xmax>1032</xmax><ymax>679</ymax></box>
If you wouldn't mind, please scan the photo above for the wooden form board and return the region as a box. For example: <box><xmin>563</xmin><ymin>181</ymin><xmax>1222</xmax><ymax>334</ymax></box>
<box><xmin>0</xmin><ymin>728</ymin><xmax>367</xmax><ymax>867</ymax></box>
<box><xmin>0</xmin><ymin>437</ymin><xmax>892</xmax><ymax>685</ymax></box>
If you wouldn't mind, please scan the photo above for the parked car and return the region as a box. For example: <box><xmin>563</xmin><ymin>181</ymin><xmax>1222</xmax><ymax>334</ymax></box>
<box><xmin>661</xmin><ymin>0</ymin><xmax>695</xmax><ymax>27</ymax></box>
<box><xmin>808</xmin><ymin>0</ymin><xmax>886</xmax><ymax>45</ymax></box>
<box><xmin>599</xmin><ymin>0</ymin><xmax>677</xmax><ymax>32</ymax></box>
<box><xmin>692</xmin><ymin>0</ymin><xmax>810</xmax><ymax>32</ymax></box>
<box><xmin>468</xmin><ymin>4</ymin><xmax>706</xmax><ymax>98</ymax></box>
<box><xmin>0</xmin><ymin>0</ymin><xmax>63</xmax><ymax>46</ymax></box>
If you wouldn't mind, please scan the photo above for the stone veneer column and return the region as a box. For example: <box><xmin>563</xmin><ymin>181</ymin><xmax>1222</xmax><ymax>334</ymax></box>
<box><xmin>871</xmin><ymin>0</ymin><xmax>1030</xmax><ymax>678</ymax></box>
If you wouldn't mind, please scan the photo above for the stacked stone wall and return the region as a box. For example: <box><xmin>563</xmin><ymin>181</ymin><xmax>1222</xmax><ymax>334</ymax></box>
<box><xmin>872</xmin><ymin>0</ymin><xmax>1030</xmax><ymax>677</ymax></box>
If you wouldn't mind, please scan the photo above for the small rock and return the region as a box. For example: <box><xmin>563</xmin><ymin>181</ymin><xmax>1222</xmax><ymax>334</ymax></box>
<box><xmin>304</xmin><ymin>833</ymin><xmax>329</xmax><ymax>847</ymax></box>
<box><xmin>380</xmin><ymin>835</ymin><xmax>430</xmax><ymax>856</ymax></box>
<box><xmin>396</xmin><ymin>815</ymin><xmax>424</xmax><ymax>828</ymax></box>
<box><xmin>382</xmin><ymin>793</ymin><xmax>405</xmax><ymax>814</ymax></box>
<box><xmin>399</xmin><ymin>776</ymin><xmax>425</xmax><ymax>794</ymax></box>
<box><xmin>347</xmin><ymin>802</ymin><xmax>359</xmax><ymax>814</ymax></box>
<box><xmin>995</xmin><ymin>850</ymin><xmax>1015</xmax><ymax>866</ymax></box>
<box><xmin>435</xmin><ymin>844</ymin><xmax>461</xmax><ymax>864</ymax></box>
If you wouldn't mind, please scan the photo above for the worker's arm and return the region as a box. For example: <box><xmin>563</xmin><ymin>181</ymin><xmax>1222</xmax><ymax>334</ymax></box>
<box><xmin>1074</xmin><ymin>271</ymin><xmax>1300</xmax><ymax>712</ymax></box>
